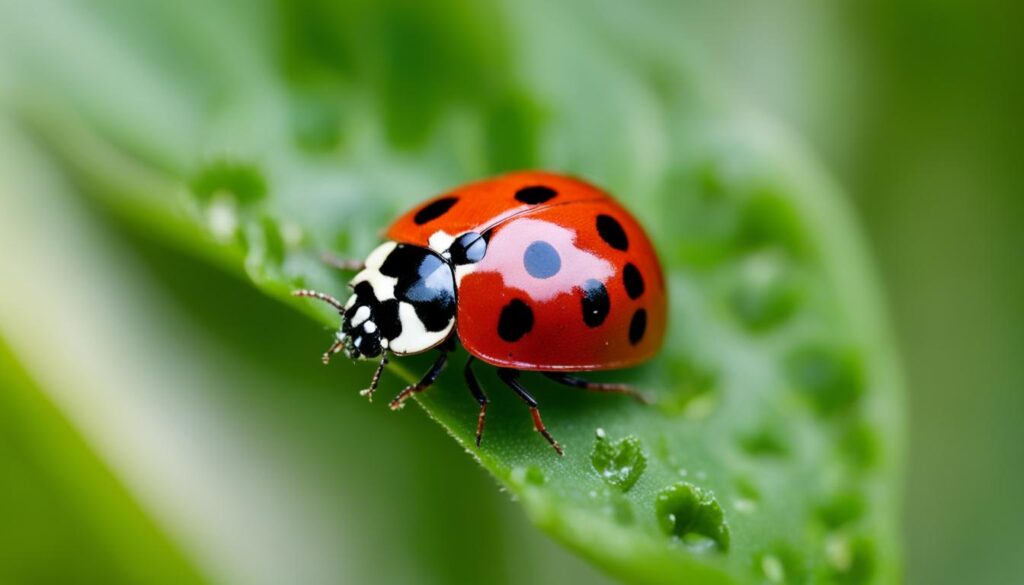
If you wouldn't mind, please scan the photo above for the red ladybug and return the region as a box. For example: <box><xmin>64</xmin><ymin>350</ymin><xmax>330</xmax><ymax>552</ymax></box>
<box><xmin>295</xmin><ymin>171</ymin><xmax>666</xmax><ymax>454</ymax></box>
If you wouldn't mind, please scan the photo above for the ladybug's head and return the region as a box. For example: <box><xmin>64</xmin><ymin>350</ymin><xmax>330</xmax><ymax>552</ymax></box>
<box><xmin>337</xmin><ymin>241</ymin><xmax>458</xmax><ymax>360</ymax></box>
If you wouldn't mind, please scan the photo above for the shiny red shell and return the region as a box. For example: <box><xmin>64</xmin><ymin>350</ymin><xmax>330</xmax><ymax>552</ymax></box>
<box><xmin>385</xmin><ymin>171</ymin><xmax>666</xmax><ymax>371</ymax></box>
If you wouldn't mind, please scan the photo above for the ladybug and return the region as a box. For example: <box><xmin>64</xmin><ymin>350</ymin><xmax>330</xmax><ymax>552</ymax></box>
<box><xmin>294</xmin><ymin>171</ymin><xmax>666</xmax><ymax>454</ymax></box>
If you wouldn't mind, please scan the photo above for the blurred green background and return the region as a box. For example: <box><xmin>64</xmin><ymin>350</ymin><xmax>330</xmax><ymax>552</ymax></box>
<box><xmin>0</xmin><ymin>1</ymin><xmax>1020</xmax><ymax>584</ymax></box>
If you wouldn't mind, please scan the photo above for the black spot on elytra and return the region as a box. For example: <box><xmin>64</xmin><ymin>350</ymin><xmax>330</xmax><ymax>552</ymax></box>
<box><xmin>523</xmin><ymin>240</ymin><xmax>561</xmax><ymax>279</ymax></box>
<box><xmin>498</xmin><ymin>299</ymin><xmax>534</xmax><ymax>342</ymax></box>
<box><xmin>623</xmin><ymin>263</ymin><xmax>645</xmax><ymax>299</ymax></box>
<box><xmin>515</xmin><ymin>185</ymin><xmax>557</xmax><ymax>204</ymax></box>
<box><xmin>414</xmin><ymin>196</ymin><xmax>458</xmax><ymax>225</ymax></box>
<box><xmin>629</xmin><ymin>309</ymin><xmax>647</xmax><ymax>345</ymax></box>
<box><xmin>449</xmin><ymin>231</ymin><xmax>487</xmax><ymax>265</ymax></box>
<box><xmin>380</xmin><ymin>245</ymin><xmax>456</xmax><ymax>332</ymax></box>
<box><xmin>580</xmin><ymin>279</ymin><xmax>610</xmax><ymax>327</ymax></box>
<box><xmin>597</xmin><ymin>214</ymin><xmax>629</xmax><ymax>251</ymax></box>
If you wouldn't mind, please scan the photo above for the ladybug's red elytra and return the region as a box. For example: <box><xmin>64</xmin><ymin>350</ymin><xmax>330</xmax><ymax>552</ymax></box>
<box><xmin>295</xmin><ymin>171</ymin><xmax>666</xmax><ymax>454</ymax></box>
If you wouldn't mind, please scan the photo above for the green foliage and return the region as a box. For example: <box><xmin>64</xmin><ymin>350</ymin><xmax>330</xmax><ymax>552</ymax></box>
<box><xmin>0</xmin><ymin>0</ymin><xmax>903</xmax><ymax>583</ymax></box>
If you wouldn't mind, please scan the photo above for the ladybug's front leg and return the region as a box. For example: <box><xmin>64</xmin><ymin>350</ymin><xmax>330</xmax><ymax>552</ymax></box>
<box><xmin>496</xmin><ymin>369</ymin><xmax>564</xmax><ymax>456</ymax></box>
<box><xmin>359</xmin><ymin>353</ymin><xmax>389</xmax><ymax>402</ymax></box>
<box><xmin>388</xmin><ymin>350</ymin><xmax>448</xmax><ymax>410</ymax></box>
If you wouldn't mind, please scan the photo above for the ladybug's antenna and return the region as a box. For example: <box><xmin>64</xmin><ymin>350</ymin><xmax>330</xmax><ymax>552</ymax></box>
<box><xmin>293</xmin><ymin>289</ymin><xmax>346</xmax><ymax>312</ymax></box>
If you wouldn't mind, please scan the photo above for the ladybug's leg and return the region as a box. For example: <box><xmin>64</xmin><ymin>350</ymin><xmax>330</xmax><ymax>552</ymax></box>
<box><xmin>543</xmin><ymin>373</ymin><xmax>652</xmax><ymax>404</ymax></box>
<box><xmin>388</xmin><ymin>351</ymin><xmax>448</xmax><ymax>411</ymax></box>
<box><xmin>464</xmin><ymin>357</ymin><xmax>489</xmax><ymax>447</ymax></box>
<box><xmin>496</xmin><ymin>369</ymin><xmax>564</xmax><ymax>456</ymax></box>
<box><xmin>321</xmin><ymin>339</ymin><xmax>345</xmax><ymax>365</ymax></box>
<box><xmin>359</xmin><ymin>353</ymin><xmax>389</xmax><ymax>402</ymax></box>
<box><xmin>321</xmin><ymin>252</ymin><xmax>364</xmax><ymax>272</ymax></box>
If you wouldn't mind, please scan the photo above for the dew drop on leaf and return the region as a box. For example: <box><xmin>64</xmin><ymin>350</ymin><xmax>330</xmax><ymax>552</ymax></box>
<box><xmin>654</xmin><ymin>482</ymin><xmax>730</xmax><ymax>553</ymax></box>
<box><xmin>590</xmin><ymin>429</ymin><xmax>647</xmax><ymax>492</ymax></box>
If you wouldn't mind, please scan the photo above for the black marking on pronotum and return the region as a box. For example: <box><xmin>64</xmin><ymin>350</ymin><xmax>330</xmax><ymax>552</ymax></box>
<box><xmin>380</xmin><ymin>245</ymin><xmax>456</xmax><ymax>332</ymax></box>
<box><xmin>629</xmin><ymin>308</ymin><xmax>647</xmax><ymax>345</ymax></box>
<box><xmin>580</xmin><ymin>279</ymin><xmax>610</xmax><ymax>328</ymax></box>
<box><xmin>414</xmin><ymin>196</ymin><xmax>459</xmax><ymax>225</ymax></box>
<box><xmin>523</xmin><ymin>240</ymin><xmax>561</xmax><ymax>279</ymax></box>
<box><xmin>376</xmin><ymin>299</ymin><xmax>403</xmax><ymax>340</ymax></box>
<box><xmin>596</xmin><ymin>214</ymin><xmax>629</xmax><ymax>251</ymax></box>
<box><xmin>498</xmin><ymin>299</ymin><xmax>534</xmax><ymax>342</ymax></box>
<box><xmin>623</xmin><ymin>263</ymin><xmax>645</xmax><ymax>299</ymax></box>
<box><xmin>449</xmin><ymin>231</ymin><xmax>487</xmax><ymax>265</ymax></box>
<box><xmin>514</xmin><ymin>185</ymin><xmax>557</xmax><ymax>205</ymax></box>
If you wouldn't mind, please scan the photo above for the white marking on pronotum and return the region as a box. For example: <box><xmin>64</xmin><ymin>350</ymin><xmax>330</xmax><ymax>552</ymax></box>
<box><xmin>428</xmin><ymin>230</ymin><xmax>455</xmax><ymax>255</ymax></box>
<box><xmin>351</xmin><ymin>305</ymin><xmax>371</xmax><ymax>326</ymax></box>
<box><xmin>363</xmin><ymin>321</ymin><xmax>377</xmax><ymax>333</ymax></box>
<box><xmin>388</xmin><ymin>301</ymin><xmax>453</xmax><ymax>355</ymax></box>
<box><xmin>351</xmin><ymin>241</ymin><xmax>399</xmax><ymax>301</ymax></box>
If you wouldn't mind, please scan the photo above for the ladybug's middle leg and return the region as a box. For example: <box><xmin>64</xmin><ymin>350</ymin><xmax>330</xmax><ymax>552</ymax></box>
<box><xmin>464</xmin><ymin>357</ymin><xmax>489</xmax><ymax>447</ymax></box>
<box><xmin>388</xmin><ymin>350</ymin><xmax>448</xmax><ymax>410</ymax></box>
<box><xmin>543</xmin><ymin>373</ymin><xmax>651</xmax><ymax>404</ymax></box>
<box><xmin>321</xmin><ymin>252</ymin><xmax>365</xmax><ymax>272</ymax></box>
<box><xmin>497</xmin><ymin>369</ymin><xmax>563</xmax><ymax>456</ymax></box>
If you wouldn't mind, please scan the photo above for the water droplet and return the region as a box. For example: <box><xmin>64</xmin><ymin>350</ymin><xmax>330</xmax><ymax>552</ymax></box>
<box><xmin>734</xmin><ymin>498</ymin><xmax>756</xmax><ymax>514</ymax></box>
<box><xmin>761</xmin><ymin>555</ymin><xmax>785</xmax><ymax>583</ymax></box>
<box><xmin>510</xmin><ymin>466</ymin><xmax>545</xmax><ymax>487</ymax></box>
<box><xmin>786</xmin><ymin>345</ymin><xmax>864</xmax><ymax>416</ymax></box>
<box><xmin>824</xmin><ymin>533</ymin><xmax>875</xmax><ymax>583</ymax></box>
<box><xmin>654</xmin><ymin>482</ymin><xmax>730</xmax><ymax>552</ymax></box>
<box><xmin>591</xmin><ymin>430</ymin><xmax>647</xmax><ymax>492</ymax></box>
<box><xmin>207</xmin><ymin>193</ymin><xmax>239</xmax><ymax>241</ymax></box>
<box><xmin>756</xmin><ymin>544</ymin><xmax>806</xmax><ymax>584</ymax></box>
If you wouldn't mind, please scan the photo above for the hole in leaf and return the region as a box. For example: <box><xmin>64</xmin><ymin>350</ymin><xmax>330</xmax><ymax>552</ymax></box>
<box><xmin>841</xmin><ymin>422</ymin><xmax>881</xmax><ymax>470</ymax></box>
<box><xmin>728</xmin><ymin>251</ymin><xmax>801</xmax><ymax>332</ymax></box>
<box><xmin>655</xmin><ymin>482</ymin><xmax>730</xmax><ymax>552</ymax></box>
<box><xmin>735</xmin><ymin>189</ymin><xmax>808</xmax><ymax>258</ymax></box>
<box><xmin>786</xmin><ymin>345</ymin><xmax>864</xmax><ymax>416</ymax></box>
<box><xmin>816</xmin><ymin>491</ymin><xmax>865</xmax><ymax>530</ymax></box>
<box><xmin>738</xmin><ymin>427</ymin><xmax>789</xmax><ymax>459</ymax></box>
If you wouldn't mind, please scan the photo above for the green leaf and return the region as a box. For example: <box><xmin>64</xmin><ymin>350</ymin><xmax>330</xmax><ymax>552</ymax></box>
<box><xmin>2</xmin><ymin>0</ymin><xmax>904</xmax><ymax>583</ymax></box>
